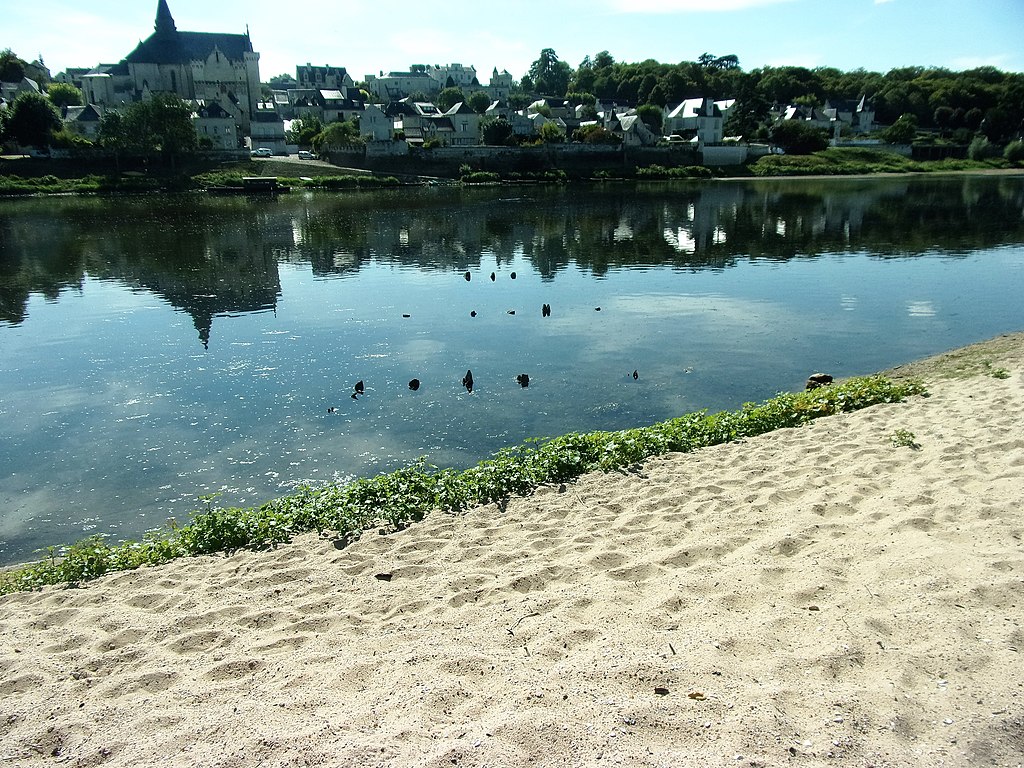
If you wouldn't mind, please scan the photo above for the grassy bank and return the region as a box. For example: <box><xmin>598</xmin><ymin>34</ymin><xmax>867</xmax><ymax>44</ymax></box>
<box><xmin>0</xmin><ymin>375</ymin><xmax>925</xmax><ymax>595</ymax></box>
<box><xmin>4</xmin><ymin>150</ymin><xmax>1021</xmax><ymax>195</ymax></box>
<box><xmin>748</xmin><ymin>147</ymin><xmax>1016</xmax><ymax>176</ymax></box>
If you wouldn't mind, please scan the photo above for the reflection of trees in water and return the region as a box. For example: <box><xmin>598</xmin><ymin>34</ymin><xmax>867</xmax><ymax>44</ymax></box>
<box><xmin>0</xmin><ymin>197</ymin><xmax>282</xmax><ymax>346</ymax></box>
<box><xmin>2</xmin><ymin>176</ymin><xmax>1022</xmax><ymax>335</ymax></box>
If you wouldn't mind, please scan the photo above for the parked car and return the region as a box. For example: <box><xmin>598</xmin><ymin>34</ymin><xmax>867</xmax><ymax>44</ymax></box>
<box><xmin>297</xmin><ymin>150</ymin><xmax>315</xmax><ymax>160</ymax></box>
<box><xmin>250</xmin><ymin>147</ymin><xmax>273</xmax><ymax>157</ymax></box>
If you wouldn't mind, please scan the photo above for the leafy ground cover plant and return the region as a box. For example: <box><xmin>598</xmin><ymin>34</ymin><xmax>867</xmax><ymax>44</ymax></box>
<box><xmin>890</xmin><ymin>429</ymin><xmax>921</xmax><ymax>449</ymax></box>
<box><xmin>0</xmin><ymin>375</ymin><xmax>925</xmax><ymax>594</ymax></box>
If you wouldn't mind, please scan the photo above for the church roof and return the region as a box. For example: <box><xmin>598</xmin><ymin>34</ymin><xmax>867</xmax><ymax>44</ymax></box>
<box><xmin>125</xmin><ymin>1</ymin><xmax>252</xmax><ymax>65</ymax></box>
<box><xmin>125</xmin><ymin>30</ymin><xmax>253</xmax><ymax>65</ymax></box>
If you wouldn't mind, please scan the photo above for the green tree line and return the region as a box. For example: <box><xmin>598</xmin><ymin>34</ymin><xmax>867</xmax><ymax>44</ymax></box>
<box><xmin>524</xmin><ymin>48</ymin><xmax>1023</xmax><ymax>143</ymax></box>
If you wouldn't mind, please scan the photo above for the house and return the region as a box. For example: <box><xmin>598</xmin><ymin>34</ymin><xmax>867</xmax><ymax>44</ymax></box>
<box><xmin>483</xmin><ymin>68</ymin><xmax>514</xmax><ymax>103</ymax></box>
<box><xmin>360</xmin><ymin>103</ymin><xmax>392</xmax><ymax>142</ymax></box>
<box><xmin>81</xmin><ymin>0</ymin><xmax>261</xmax><ymax>133</ymax></box>
<box><xmin>54</xmin><ymin>68</ymin><xmax>91</xmax><ymax>90</ymax></box>
<box><xmin>527</xmin><ymin>97</ymin><xmax>574</xmax><ymax>120</ymax></box>
<box><xmin>385</xmin><ymin>99</ymin><xmax>442</xmax><ymax>144</ymax></box>
<box><xmin>774</xmin><ymin>103</ymin><xmax>833</xmax><ymax>131</ymax></box>
<box><xmin>365</xmin><ymin>67</ymin><xmax>438</xmax><ymax>101</ymax></box>
<box><xmin>62</xmin><ymin>104</ymin><xmax>104</xmax><ymax>139</ymax></box>
<box><xmin>823</xmin><ymin>97</ymin><xmax>875</xmax><ymax>134</ymax></box>
<box><xmin>81</xmin><ymin>64</ymin><xmax>134</xmax><ymax>106</ymax></box>
<box><xmin>318</xmin><ymin>89</ymin><xmax>365</xmax><ymax>123</ymax></box>
<box><xmin>249</xmin><ymin>108</ymin><xmax>286</xmax><ymax>154</ymax></box>
<box><xmin>194</xmin><ymin>101</ymin><xmax>240</xmax><ymax>149</ymax></box>
<box><xmin>427</xmin><ymin>63</ymin><xmax>477</xmax><ymax>91</ymax></box>
<box><xmin>439</xmin><ymin>102</ymin><xmax>482</xmax><ymax>146</ymax></box>
<box><xmin>606</xmin><ymin>112</ymin><xmax>659</xmax><ymax>147</ymax></box>
<box><xmin>663</xmin><ymin>98</ymin><xmax>731</xmax><ymax>145</ymax></box>
<box><xmin>0</xmin><ymin>76</ymin><xmax>42</xmax><ymax>102</ymax></box>
<box><xmin>296</xmin><ymin>64</ymin><xmax>354</xmax><ymax>91</ymax></box>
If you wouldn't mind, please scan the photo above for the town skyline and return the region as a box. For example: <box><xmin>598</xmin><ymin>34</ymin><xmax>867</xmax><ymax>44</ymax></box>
<box><xmin>4</xmin><ymin>0</ymin><xmax>1024</xmax><ymax>88</ymax></box>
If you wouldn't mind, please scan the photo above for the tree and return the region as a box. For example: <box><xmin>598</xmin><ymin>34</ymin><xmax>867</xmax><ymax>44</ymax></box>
<box><xmin>287</xmin><ymin>115</ymin><xmax>324</xmax><ymax>146</ymax></box>
<box><xmin>141</xmin><ymin>93</ymin><xmax>198</xmax><ymax>158</ymax></box>
<box><xmin>880</xmin><ymin>113</ymin><xmax>917</xmax><ymax>144</ymax></box>
<box><xmin>98</xmin><ymin>110</ymin><xmax>133</xmax><ymax>163</ymax></box>
<box><xmin>565</xmin><ymin>90</ymin><xmax>596</xmax><ymax>108</ymax></box>
<box><xmin>527</xmin><ymin>48</ymin><xmax>572</xmax><ymax>97</ymax></box>
<box><xmin>967</xmin><ymin>136</ymin><xmax>997</xmax><ymax>160</ymax></box>
<box><xmin>98</xmin><ymin>94</ymin><xmax>197</xmax><ymax>162</ymax></box>
<box><xmin>47</xmin><ymin>82</ymin><xmax>82</xmax><ymax>109</ymax></box>
<box><xmin>572</xmin><ymin>124</ymin><xmax>621</xmax><ymax>145</ymax></box>
<box><xmin>1004</xmin><ymin>140</ymin><xmax>1024</xmax><ymax>164</ymax></box>
<box><xmin>313</xmin><ymin>118</ymin><xmax>363</xmax><ymax>152</ymax></box>
<box><xmin>437</xmin><ymin>87</ymin><xmax>465</xmax><ymax>112</ymax></box>
<box><xmin>637</xmin><ymin>104</ymin><xmax>663</xmax><ymax>134</ymax></box>
<box><xmin>507</xmin><ymin>91</ymin><xmax>532</xmax><ymax>110</ymax></box>
<box><xmin>770</xmin><ymin>120</ymin><xmax>829</xmax><ymax>154</ymax></box>
<box><xmin>964</xmin><ymin>107</ymin><xmax>984</xmax><ymax>131</ymax></box>
<box><xmin>539</xmin><ymin>121</ymin><xmax>565</xmax><ymax>144</ymax></box>
<box><xmin>0</xmin><ymin>49</ymin><xmax>26</xmax><ymax>83</ymax></box>
<box><xmin>6</xmin><ymin>91</ymin><xmax>62</xmax><ymax>148</ymax></box>
<box><xmin>933</xmin><ymin>105</ymin><xmax>954</xmax><ymax>135</ymax></box>
<box><xmin>467</xmin><ymin>91</ymin><xmax>491</xmax><ymax>114</ymax></box>
<box><xmin>482</xmin><ymin>117</ymin><xmax>514</xmax><ymax>145</ymax></box>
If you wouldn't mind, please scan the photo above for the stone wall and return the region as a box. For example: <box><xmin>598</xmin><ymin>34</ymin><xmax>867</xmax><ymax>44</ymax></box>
<box><xmin>324</xmin><ymin>143</ymin><xmax>701</xmax><ymax>177</ymax></box>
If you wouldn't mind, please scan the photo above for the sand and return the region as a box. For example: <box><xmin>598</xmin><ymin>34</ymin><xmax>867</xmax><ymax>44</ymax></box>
<box><xmin>2</xmin><ymin>334</ymin><xmax>1023</xmax><ymax>768</ymax></box>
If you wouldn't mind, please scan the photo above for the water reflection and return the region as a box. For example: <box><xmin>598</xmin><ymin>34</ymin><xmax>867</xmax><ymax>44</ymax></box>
<box><xmin>0</xmin><ymin>175</ymin><xmax>1023</xmax><ymax>563</ymax></box>
<box><xmin>3</xmin><ymin>176</ymin><xmax>1023</xmax><ymax>340</ymax></box>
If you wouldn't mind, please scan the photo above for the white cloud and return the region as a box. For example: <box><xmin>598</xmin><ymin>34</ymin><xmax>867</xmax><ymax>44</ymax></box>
<box><xmin>608</xmin><ymin>0</ymin><xmax>796</xmax><ymax>11</ymax></box>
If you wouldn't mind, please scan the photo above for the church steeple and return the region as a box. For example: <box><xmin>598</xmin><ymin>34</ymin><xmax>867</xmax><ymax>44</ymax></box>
<box><xmin>155</xmin><ymin>0</ymin><xmax>177</xmax><ymax>36</ymax></box>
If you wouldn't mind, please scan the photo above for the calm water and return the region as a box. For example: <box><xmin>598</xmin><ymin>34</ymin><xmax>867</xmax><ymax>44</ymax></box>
<box><xmin>2</xmin><ymin>175</ymin><xmax>1023</xmax><ymax>563</ymax></box>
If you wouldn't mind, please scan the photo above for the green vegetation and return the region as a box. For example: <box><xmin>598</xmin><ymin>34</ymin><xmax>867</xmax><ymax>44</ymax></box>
<box><xmin>750</xmin><ymin>147</ymin><xmax>1009</xmax><ymax>176</ymax></box>
<box><xmin>98</xmin><ymin>93</ymin><xmax>197</xmax><ymax>163</ymax></box>
<box><xmin>770</xmin><ymin>120</ymin><xmax>830</xmax><ymax>154</ymax></box>
<box><xmin>195</xmin><ymin>169</ymin><xmax>401</xmax><ymax>190</ymax></box>
<box><xmin>460</xmin><ymin>170</ymin><xmax>501</xmax><ymax>184</ymax></box>
<box><xmin>4</xmin><ymin>91</ymin><xmax>62</xmax><ymax>148</ymax></box>
<box><xmin>635</xmin><ymin>164</ymin><xmax>714</xmax><ymax>180</ymax></box>
<box><xmin>983</xmin><ymin>361</ymin><xmax>1011</xmax><ymax>379</ymax></box>
<box><xmin>436</xmin><ymin>86</ymin><xmax>466</xmax><ymax>112</ymax></box>
<box><xmin>0</xmin><ymin>375</ymin><xmax>925</xmax><ymax>595</ymax></box>
<box><xmin>45</xmin><ymin>82</ymin><xmax>82</xmax><ymax>109</ymax></box>
<box><xmin>890</xmin><ymin>429</ymin><xmax>921</xmax><ymax>449</ymax></box>
<box><xmin>0</xmin><ymin>173</ymin><xmax>161</xmax><ymax>195</ymax></box>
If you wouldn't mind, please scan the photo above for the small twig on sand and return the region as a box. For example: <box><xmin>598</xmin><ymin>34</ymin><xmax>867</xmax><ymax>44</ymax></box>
<box><xmin>507</xmin><ymin>612</ymin><xmax>541</xmax><ymax>635</ymax></box>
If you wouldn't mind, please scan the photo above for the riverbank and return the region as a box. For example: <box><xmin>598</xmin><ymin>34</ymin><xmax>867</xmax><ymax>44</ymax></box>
<box><xmin>1</xmin><ymin>333</ymin><xmax>1021</xmax><ymax>767</ymax></box>
<box><xmin>3</xmin><ymin>149</ymin><xmax>1022</xmax><ymax>195</ymax></box>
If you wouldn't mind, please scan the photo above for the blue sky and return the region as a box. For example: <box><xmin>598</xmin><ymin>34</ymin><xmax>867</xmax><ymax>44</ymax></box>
<box><xmin>5</xmin><ymin>0</ymin><xmax>1023</xmax><ymax>84</ymax></box>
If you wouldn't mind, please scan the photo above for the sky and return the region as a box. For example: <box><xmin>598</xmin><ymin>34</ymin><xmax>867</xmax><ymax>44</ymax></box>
<box><xmin>4</xmin><ymin>0</ymin><xmax>1024</xmax><ymax>85</ymax></box>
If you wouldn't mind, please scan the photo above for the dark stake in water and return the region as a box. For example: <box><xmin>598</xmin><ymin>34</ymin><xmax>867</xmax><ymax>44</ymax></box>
<box><xmin>1</xmin><ymin>175</ymin><xmax>1023</xmax><ymax>563</ymax></box>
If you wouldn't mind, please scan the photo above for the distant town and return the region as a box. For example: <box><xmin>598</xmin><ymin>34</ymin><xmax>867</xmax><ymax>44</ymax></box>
<box><xmin>2</xmin><ymin>0</ymin><xmax>1023</xmax><ymax>174</ymax></box>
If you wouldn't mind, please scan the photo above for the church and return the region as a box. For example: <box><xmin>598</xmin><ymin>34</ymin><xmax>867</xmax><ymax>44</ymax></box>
<box><xmin>82</xmin><ymin>0</ymin><xmax>262</xmax><ymax>134</ymax></box>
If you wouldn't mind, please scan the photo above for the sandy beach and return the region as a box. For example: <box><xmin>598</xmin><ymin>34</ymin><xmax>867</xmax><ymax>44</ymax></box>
<box><xmin>1</xmin><ymin>334</ymin><xmax>1022</xmax><ymax>768</ymax></box>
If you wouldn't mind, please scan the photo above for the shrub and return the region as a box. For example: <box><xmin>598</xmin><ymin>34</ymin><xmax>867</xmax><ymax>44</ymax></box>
<box><xmin>770</xmin><ymin>121</ymin><xmax>830</xmax><ymax>154</ymax></box>
<box><xmin>968</xmin><ymin>136</ymin><xmax>998</xmax><ymax>160</ymax></box>
<box><xmin>1004</xmin><ymin>140</ymin><xmax>1024</xmax><ymax>164</ymax></box>
<box><xmin>461</xmin><ymin>171</ymin><xmax>500</xmax><ymax>184</ymax></box>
